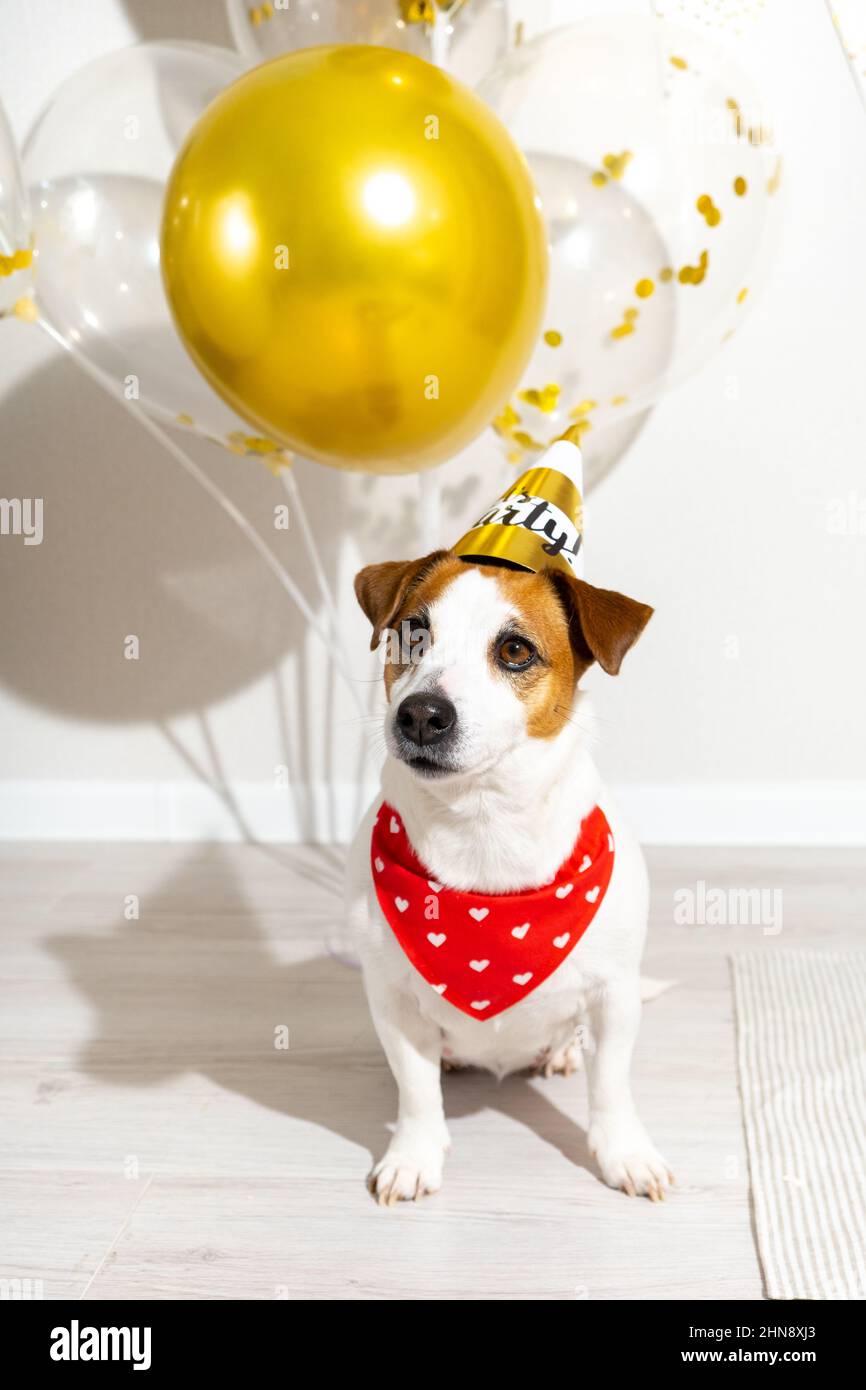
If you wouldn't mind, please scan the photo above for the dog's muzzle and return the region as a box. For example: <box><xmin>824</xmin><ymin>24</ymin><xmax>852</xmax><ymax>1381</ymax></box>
<box><xmin>392</xmin><ymin>692</ymin><xmax>458</xmax><ymax>775</ymax></box>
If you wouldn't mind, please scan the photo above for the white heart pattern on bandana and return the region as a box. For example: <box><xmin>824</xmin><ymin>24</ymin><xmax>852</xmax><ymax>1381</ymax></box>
<box><xmin>372</xmin><ymin>800</ymin><xmax>614</xmax><ymax>1020</ymax></box>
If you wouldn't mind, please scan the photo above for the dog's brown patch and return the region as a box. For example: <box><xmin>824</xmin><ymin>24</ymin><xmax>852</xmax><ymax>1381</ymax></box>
<box><xmin>355</xmin><ymin>551</ymin><xmax>457</xmax><ymax>698</ymax></box>
<box><xmin>354</xmin><ymin>553</ymin><xmax>653</xmax><ymax>725</ymax></box>
<box><xmin>481</xmin><ymin>567</ymin><xmax>580</xmax><ymax>739</ymax></box>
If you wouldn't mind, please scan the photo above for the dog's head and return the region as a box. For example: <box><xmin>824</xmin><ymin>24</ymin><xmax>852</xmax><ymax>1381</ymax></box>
<box><xmin>355</xmin><ymin>552</ymin><xmax>653</xmax><ymax>780</ymax></box>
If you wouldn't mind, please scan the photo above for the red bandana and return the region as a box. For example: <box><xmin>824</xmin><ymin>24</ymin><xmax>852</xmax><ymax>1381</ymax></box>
<box><xmin>371</xmin><ymin>801</ymin><xmax>615</xmax><ymax>1020</ymax></box>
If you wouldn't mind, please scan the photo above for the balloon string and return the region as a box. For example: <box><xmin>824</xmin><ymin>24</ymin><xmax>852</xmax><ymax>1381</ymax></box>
<box><xmin>416</xmin><ymin>5</ymin><xmax>451</xmax><ymax>551</ymax></box>
<box><xmin>34</xmin><ymin>314</ymin><xmax>368</xmax><ymax>720</ymax></box>
<box><xmin>280</xmin><ymin>466</ymin><xmax>344</xmax><ymax>641</ymax></box>
<box><xmin>417</xmin><ymin>466</ymin><xmax>443</xmax><ymax>551</ymax></box>
<box><xmin>823</xmin><ymin>0</ymin><xmax>866</xmax><ymax>121</ymax></box>
<box><xmin>430</xmin><ymin>7</ymin><xmax>452</xmax><ymax>68</ymax></box>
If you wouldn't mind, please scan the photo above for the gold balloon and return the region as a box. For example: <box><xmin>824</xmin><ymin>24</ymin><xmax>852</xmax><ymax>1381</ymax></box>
<box><xmin>161</xmin><ymin>45</ymin><xmax>547</xmax><ymax>474</ymax></box>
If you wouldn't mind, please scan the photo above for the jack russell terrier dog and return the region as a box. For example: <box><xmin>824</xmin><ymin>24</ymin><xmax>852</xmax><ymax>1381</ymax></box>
<box><xmin>345</xmin><ymin>440</ymin><xmax>672</xmax><ymax>1206</ymax></box>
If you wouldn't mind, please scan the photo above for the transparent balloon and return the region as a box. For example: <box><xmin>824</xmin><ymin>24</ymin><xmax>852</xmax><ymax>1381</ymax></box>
<box><xmin>21</xmin><ymin>42</ymin><xmax>290</xmax><ymax>464</ymax></box>
<box><xmin>0</xmin><ymin>98</ymin><xmax>33</xmax><ymax>317</ymax></box>
<box><xmin>479</xmin><ymin>15</ymin><xmax>783</xmax><ymax>485</ymax></box>
<box><xmin>225</xmin><ymin>0</ymin><xmax>509</xmax><ymax>87</ymax></box>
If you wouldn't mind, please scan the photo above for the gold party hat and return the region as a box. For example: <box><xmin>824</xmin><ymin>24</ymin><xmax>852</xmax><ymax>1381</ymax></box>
<box><xmin>453</xmin><ymin>437</ymin><xmax>584</xmax><ymax>580</ymax></box>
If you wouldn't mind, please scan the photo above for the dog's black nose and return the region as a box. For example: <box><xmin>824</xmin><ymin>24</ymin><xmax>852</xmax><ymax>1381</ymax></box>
<box><xmin>396</xmin><ymin>693</ymin><xmax>456</xmax><ymax>747</ymax></box>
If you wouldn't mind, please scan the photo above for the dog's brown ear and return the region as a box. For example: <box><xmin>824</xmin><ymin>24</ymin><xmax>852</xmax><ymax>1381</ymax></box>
<box><xmin>548</xmin><ymin>570</ymin><xmax>654</xmax><ymax>675</ymax></box>
<box><xmin>355</xmin><ymin>551</ymin><xmax>449</xmax><ymax>651</ymax></box>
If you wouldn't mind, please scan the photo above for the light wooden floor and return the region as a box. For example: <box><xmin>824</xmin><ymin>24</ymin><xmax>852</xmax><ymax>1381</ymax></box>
<box><xmin>1</xmin><ymin>843</ymin><xmax>863</xmax><ymax>1301</ymax></box>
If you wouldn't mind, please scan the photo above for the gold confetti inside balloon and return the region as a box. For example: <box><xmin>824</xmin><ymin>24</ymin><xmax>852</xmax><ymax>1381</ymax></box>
<box><xmin>479</xmin><ymin>16</ymin><xmax>782</xmax><ymax>489</ymax></box>
<box><xmin>162</xmin><ymin>46</ymin><xmax>547</xmax><ymax>474</ymax></box>
<box><xmin>224</xmin><ymin>0</ymin><xmax>508</xmax><ymax>89</ymax></box>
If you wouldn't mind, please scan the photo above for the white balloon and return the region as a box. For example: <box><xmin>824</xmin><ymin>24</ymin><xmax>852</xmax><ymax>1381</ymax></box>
<box><xmin>225</xmin><ymin>0</ymin><xmax>509</xmax><ymax>88</ymax></box>
<box><xmin>479</xmin><ymin>15</ymin><xmax>783</xmax><ymax>482</ymax></box>
<box><xmin>23</xmin><ymin>42</ymin><xmax>287</xmax><ymax>461</ymax></box>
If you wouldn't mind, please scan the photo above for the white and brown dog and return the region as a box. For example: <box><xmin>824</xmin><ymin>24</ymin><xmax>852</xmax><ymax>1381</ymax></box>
<box><xmin>345</xmin><ymin>450</ymin><xmax>672</xmax><ymax>1206</ymax></box>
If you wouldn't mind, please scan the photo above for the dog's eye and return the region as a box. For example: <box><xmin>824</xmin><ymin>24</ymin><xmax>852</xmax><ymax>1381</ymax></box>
<box><xmin>497</xmin><ymin>637</ymin><xmax>535</xmax><ymax>671</ymax></box>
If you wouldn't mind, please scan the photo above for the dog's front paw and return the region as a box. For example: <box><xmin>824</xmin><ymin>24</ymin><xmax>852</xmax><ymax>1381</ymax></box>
<box><xmin>588</xmin><ymin>1113</ymin><xmax>673</xmax><ymax>1202</ymax></box>
<box><xmin>369</xmin><ymin>1122</ymin><xmax>449</xmax><ymax>1206</ymax></box>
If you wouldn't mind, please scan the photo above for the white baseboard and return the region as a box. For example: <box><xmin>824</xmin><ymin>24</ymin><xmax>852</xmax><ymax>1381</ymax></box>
<box><xmin>0</xmin><ymin>780</ymin><xmax>379</xmax><ymax>845</ymax></box>
<box><xmin>0</xmin><ymin>779</ymin><xmax>864</xmax><ymax>845</ymax></box>
<box><xmin>618</xmin><ymin>782</ymin><xmax>866</xmax><ymax>847</ymax></box>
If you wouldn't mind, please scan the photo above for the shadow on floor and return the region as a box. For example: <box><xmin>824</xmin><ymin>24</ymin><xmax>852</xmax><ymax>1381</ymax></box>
<box><xmin>44</xmin><ymin>843</ymin><xmax>600</xmax><ymax>1184</ymax></box>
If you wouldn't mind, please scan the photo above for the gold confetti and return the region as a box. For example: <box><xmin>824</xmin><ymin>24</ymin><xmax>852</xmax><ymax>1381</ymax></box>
<box><xmin>679</xmin><ymin>249</ymin><xmax>709</xmax><ymax>285</ymax></box>
<box><xmin>722</xmin><ymin>329</ymin><xmax>735</xmax><ymax>342</ymax></box>
<box><xmin>670</xmin><ymin>55</ymin><xmax>688</xmax><ymax>70</ymax></box>
<box><xmin>659</xmin><ymin>267</ymin><xmax>674</xmax><ymax>283</ymax></box>
<box><xmin>734</xmin><ymin>176</ymin><xmax>747</xmax><ymax>196</ymax></box>
<box><xmin>543</xmin><ymin>329</ymin><xmax>563</xmax><ymax>347</ymax></box>
<box><xmin>518</xmin><ymin>382</ymin><xmax>560</xmax><ymax>413</ymax></box>
<box><xmin>176</xmin><ymin>412</ymin><xmax>194</xmax><ymax>427</ymax></box>
<box><xmin>226</xmin><ymin>430</ymin><xmax>290</xmax><ymax>472</ymax></box>
<box><xmin>248</xmin><ymin>2</ymin><xmax>274</xmax><ymax>25</ymax></box>
<box><xmin>227</xmin><ymin>430</ymin><xmax>284</xmax><ymax>456</ymax></box>
<box><xmin>727</xmin><ymin>96</ymin><xmax>771</xmax><ymax>147</ymax></box>
<box><xmin>635</xmin><ymin>278</ymin><xmax>655</xmax><ymax>299</ymax></box>
<box><xmin>492</xmin><ymin>403</ymin><xmax>521</xmax><ymax>437</ymax></box>
<box><xmin>591</xmin><ymin>151</ymin><xmax>633</xmax><ymax>187</ymax></box>
<box><xmin>570</xmin><ymin>399</ymin><xmax>597</xmax><ymax>417</ymax></box>
<box><xmin>399</xmin><ymin>0</ymin><xmax>437</xmax><ymax>23</ymax></box>
<box><xmin>603</xmin><ymin>150</ymin><xmax>632</xmax><ymax>180</ymax></box>
<box><xmin>610</xmin><ymin>302</ymin><xmax>641</xmax><ymax>339</ymax></box>
<box><xmin>513</xmin><ymin>430</ymin><xmax>545</xmax><ymax>451</ymax></box>
<box><xmin>611</xmin><ymin>394</ymin><xmax>629</xmax><ymax>406</ymax></box>
<box><xmin>0</xmin><ymin>246</ymin><xmax>32</xmax><ymax>277</ymax></box>
<box><xmin>11</xmin><ymin>295</ymin><xmax>38</xmax><ymax>323</ymax></box>
<box><xmin>767</xmin><ymin>157</ymin><xmax>782</xmax><ymax>196</ymax></box>
<box><xmin>261</xmin><ymin>452</ymin><xmax>291</xmax><ymax>477</ymax></box>
<box><xmin>737</xmin><ymin>287</ymin><xmax>749</xmax><ymax>304</ymax></box>
<box><xmin>514</xmin><ymin>20</ymin><xmax>524</xmax><ymax>47</ymax></box>
<box><xmin>727</xmin><ymin>97</ymin><xmax>745</xmax><ymax>139</ymax></box>
<box><xmin>697</xmin><ymin>193</ymin><xmax>722</xmax><ymax>227</ymax></box>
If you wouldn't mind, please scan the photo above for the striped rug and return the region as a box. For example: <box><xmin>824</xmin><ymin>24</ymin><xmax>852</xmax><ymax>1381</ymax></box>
<box><xmin>731</xmin><ymin>951</ymin><xmax>866</xmax><ymax>1300</ymax></box>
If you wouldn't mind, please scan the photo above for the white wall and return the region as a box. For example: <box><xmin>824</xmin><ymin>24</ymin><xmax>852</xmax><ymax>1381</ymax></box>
<box><xmin>1</xmin><ymin>0</ymin><xmax>865</xmax><ymax>844</ymax></box>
